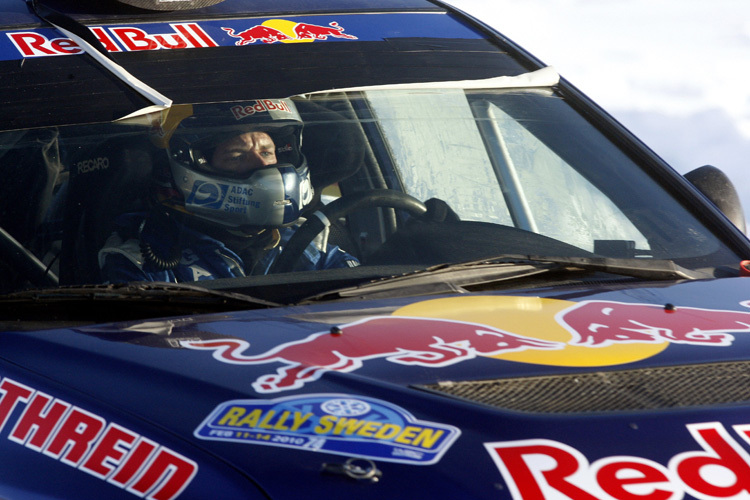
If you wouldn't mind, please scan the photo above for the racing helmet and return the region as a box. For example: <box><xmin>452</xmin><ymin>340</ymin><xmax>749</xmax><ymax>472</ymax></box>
<box><xmin>156</xmin><ymin>98</ymin><xmax>313</xmax><ymax>232</ymax></box>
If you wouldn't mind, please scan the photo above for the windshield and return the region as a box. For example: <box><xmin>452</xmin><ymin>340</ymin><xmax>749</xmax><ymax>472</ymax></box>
<box><xmin>0</xmin><ymin>84</ymin><xmax>742</xmax><ymax>299</ymax></box>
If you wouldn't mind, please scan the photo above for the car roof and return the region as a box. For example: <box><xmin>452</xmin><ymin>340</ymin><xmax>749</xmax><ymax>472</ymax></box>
<box><xmin>0</xmin><ymin>0</ymin><xmax>534</xmax><ymax>130</ymax></box>
<box><xmin>1</xmin><ymin>0</ymin><xmax>442</xmax><ymax>27</ymax></box>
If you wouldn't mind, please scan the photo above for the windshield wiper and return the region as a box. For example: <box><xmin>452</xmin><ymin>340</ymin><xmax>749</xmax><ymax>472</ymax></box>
<box><xmin>0</xmin><ymin>282</ymin><xmax>278</xmax><ymax>324</ymax></box>
<box><xmin>301</xmin><ymin>255</ymin><xmax>708</xmax><ymax>303</ymax></box>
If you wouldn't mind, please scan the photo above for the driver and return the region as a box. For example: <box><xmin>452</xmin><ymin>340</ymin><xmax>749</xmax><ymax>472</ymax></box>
<box><xmin>98</xmin><ymin>98</ymin><xmax>359</xmax><ymax>283</ymax></box>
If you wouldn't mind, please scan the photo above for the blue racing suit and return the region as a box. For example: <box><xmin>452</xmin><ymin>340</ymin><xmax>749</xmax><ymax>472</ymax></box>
<box><xmin>98</xmin><ymin>213</ymin><xmax>359</xmax><ymax>283</ymax></box>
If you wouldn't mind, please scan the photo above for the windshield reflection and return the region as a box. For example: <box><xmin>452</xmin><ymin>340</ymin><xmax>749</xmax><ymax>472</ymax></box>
<box><xmin>0</xmin><ymin>88</ymin><xmax>741</xmax><ymax>295</ymax></box>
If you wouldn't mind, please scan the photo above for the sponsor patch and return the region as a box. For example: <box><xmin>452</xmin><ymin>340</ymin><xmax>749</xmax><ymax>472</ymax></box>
<box><xmin>194</xmin><ymin>394</ymin><xmax>460</xmax><ymax>465</ymax></box>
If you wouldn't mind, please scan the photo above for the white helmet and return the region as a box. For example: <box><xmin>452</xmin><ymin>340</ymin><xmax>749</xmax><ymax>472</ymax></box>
<box><xmin>159</xmin><ymin>99</ymin><xmax>313</xmax><ymax>232</ymax></box>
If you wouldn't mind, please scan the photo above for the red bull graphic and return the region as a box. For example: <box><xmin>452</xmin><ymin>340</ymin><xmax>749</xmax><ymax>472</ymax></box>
<box><xmin>221</xmin><ymin>25</ymin><xmax>292</xmax><ymax>45</ymax></box>
<box><xmin>560</xmin><ymin>300</ymin><xmax>750</xmax><ymax>347</ymax></box>
<box><xmin>222</xmin><ymin>20</ymin><xmax>357</xmax><ymax>45</ymax></box>
<box><xmin>486</xmin><ymin>421</ymin><xmax>750</xmax><ymax>500</ymax></box>
<box><xmin>293</xmin><ymin>22</ymin><xmax>358</xmax><ymax>40</ymax></box>
<box><xmin>182</xmin><ymin>316</ymin><xmax>560</xmax><ymax>393</ymax></box>
<box><xmin>194</xmin><ymin>394</ymin><xmax>460</xmax><ymax>465</ymax></box>
<box><xmin>181</xmin><ymin>296</ymin><xmax>750</xmax><ymax>393</ymax></box>
<box><xmin>0</xmin><ymin>377</ymin><xmax>197</xmax><ymax>500</ymax></box>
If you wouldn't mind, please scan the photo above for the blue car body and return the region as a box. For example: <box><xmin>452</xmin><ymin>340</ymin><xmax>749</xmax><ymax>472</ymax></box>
<box><xmin>1</xmin><ymin>1</ymin><xmax>750</xmax><ymax>499</ymax></box>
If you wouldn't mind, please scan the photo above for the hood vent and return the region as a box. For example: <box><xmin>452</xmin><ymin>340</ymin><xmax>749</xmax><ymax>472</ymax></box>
<box><xmin>418</xmin><ymin>361</ymin><xmax>750</xmax><ymax>414</ymax></box>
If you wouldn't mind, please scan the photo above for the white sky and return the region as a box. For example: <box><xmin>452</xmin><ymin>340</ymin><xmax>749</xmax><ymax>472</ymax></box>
<box><xmin>444</xmin><ymin>0</ymin><xmax>750</xmax><ymax>225</ymax></box>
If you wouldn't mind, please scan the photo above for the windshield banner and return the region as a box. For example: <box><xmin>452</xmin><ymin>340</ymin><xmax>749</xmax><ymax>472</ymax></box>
<box><xmin>2</xmin><ymin>13</ymin><xmax>483</xmax><ymax>62</ymax></box>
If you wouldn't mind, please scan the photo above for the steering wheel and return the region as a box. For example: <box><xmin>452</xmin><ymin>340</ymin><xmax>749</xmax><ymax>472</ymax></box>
<box><xmin>269</xmin><ymin>189</ymin><xmax>427</xmax><ymax>273</ymax></box>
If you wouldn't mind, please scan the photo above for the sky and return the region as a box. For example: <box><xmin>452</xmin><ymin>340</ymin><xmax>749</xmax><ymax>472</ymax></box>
<box><xmin>443</xmin><ymin>0</ymin><xmax>750</xmax><ymax>227</ymax></box>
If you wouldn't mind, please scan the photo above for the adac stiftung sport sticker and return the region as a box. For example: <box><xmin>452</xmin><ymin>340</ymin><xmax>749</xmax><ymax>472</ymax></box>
<box><xmin>194</xmin><ymin>394</ymin><xmax>460</xmax><ymax>465</ymax></box>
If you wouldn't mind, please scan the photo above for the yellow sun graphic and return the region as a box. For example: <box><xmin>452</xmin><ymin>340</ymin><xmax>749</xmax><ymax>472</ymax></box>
<box><xmin>262</xmin><ymin>19</ymin><xmax>314</xmax><ymax>43</ymax></box>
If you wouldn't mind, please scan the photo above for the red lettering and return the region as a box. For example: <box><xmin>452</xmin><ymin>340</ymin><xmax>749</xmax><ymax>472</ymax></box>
<box><xmin>8</xmin><ymin>24</ymin><xmax>217</xmax><ymax>59</ymax></box>
<box><xmin>44</xmin><ymin>407</ymin><xmax>105</xmax><ymax>466</ymax></box>
<box><xmin>90</xmin><ymin>27</ymin><xmax>121</xmax><ymax>52</ymax></box>
<box><xmin>485</xmin><ymin>439</ymin><xmax>600</xmax><ymax>500</ymax></box>
<box><xmin>672</xmin><ymin>422</ymin><xmax>750</xmax><ymax>498</ymax></box>
<box><xmin>110</xmin><ymin>437</ymin><xmax>158</xmax><ymax>487</ymax></box>
<box><xmin>7</xmin><ymin>32</ymin><xmax>56</xmax><ymax>56</ymax></box>
<box><xmin>111</xmin><ymin>27</ymin><xmax>158</xmax><ymax>51</ymax></box>
<box><xmin>262</xmin><ymin>99</ymin><xmax>291</xmax><ymax>113</ymax></box>
<box><xmin>594</xmin><ymin>458</ymin><xmax>675</xmax><ymax>500</ymax></box>
<box><xmin>181</xmin><ymin>23</ymin><xmax>218</xmax><ymax>47</ymax></box>
<box><xmin>154</xmin><ymin>33</ymin><xmax>187</xmax><ymax>50</ymax></box>
<box><xmin>9</xmin><ymin>392</ymin><xmax>69</xmax><ymax>451</ymax></box>
<box><xmin>50</xmin><ymin>38</ymin><xmax>82</xmax><ymax>54</ymax></box>
<box><xmin>80</xmin><ymin>423</ymin><xmax>139</xmax><ymax>479</ymax></box>
<box><xmin>128</xmin><ymin>448</ymin><xmax>197</xmax><ymax>500</ymax></box>
<box><xmin>231</xmin><ymin>101</ymin><xmax>278</xmax><ymax>120</ymax></box>
<box><xmin>173</xmin><ymin>24</ymin><xmax>200</xmax><ymax>47</ymax></box>
<box><xmin>0</xmin><ymin>378</ymin><xmax>33</xmax><ymax>431</ymax></box>
<box><xmin>487</xmin><ymin>423</ymin><xmax>750</xmax><ymax>500</ymax></box>
<box><xmin>0</xmin><ymin>378</ymin><xmax>197</xmax><ymax>497</ymax></box>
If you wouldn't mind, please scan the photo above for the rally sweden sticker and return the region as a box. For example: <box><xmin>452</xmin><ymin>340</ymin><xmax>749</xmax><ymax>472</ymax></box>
<box><xmin>194</xmin><ymin>394</ymin><xmax>460</xmax><ymax>465</ymax></box>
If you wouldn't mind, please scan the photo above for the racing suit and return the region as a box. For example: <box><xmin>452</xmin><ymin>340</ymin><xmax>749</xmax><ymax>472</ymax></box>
<box><xmin>98</xmin><ymin>213</ymin><xmax>359</xmax><ymax>283</ymax></box>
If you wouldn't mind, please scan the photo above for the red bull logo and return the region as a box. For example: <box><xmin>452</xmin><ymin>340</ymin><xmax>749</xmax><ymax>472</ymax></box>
<box><xmin>182</xmin><ymin>296</ymin><xmax>750</xmax><ymax>393</ymax></box>
<box><xmin>4</xmin><ymin>18</ymin><xmax>354</xmax><ymax>60</ymax></box>
<box><xmin>182</xmin><ymin>316</ymin><xmax>559</xmax><ymax>393</ymax></box>
<box><xmin>559</xmin><ymin>299</ymin><xmax>750</xmax><ymax>347</ymax></box>
<box><xmin>222</xmin><ymin>20</ymin><xmax>357</xmax><ymax>45</ymax></box>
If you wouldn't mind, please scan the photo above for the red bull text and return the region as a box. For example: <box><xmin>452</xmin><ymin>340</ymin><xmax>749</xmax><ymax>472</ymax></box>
<box><xmin>486</xmin><ymin>421</ymin><xmax>750</xmax><ymax>500</ymax></box>
<box><xmin>7</xmin><ymin>23</ymin><xmax>217</xmax><ymax>57</ymax></box>
<box><xmin>230</xmin><ymin>100</ymin><xmax>293</xmax><ymax>120</ymax></box>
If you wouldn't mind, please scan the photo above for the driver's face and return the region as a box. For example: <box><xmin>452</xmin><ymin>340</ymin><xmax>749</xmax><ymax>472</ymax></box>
<box><xmin>210</xmin><ymin>131</ymin><xmax>277</xmax><ymax>176</ymax></box>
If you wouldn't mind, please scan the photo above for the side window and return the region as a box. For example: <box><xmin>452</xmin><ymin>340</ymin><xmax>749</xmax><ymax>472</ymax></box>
<box><xmin>486</xmin><ymin>102</ymin><xmax>649</xmax><ymax>252</ymax></box>
<box><xmin>366</xmin><ymin>90</ymin><xmax>513</xmax><ymax>225</ymax></box>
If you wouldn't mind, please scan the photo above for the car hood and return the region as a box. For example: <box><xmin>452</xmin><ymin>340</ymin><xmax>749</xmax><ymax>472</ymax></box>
<box><xmin>3</xmin><ymin>277</ymin><xmax>750</xmax><ymax>498</ymax></box>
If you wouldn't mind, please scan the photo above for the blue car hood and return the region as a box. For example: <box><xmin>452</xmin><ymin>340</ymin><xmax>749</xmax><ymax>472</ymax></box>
<box><xmin>3</xmin><ymin>277</ymin><xmax>750</xmax><ymax>498</ymax></box>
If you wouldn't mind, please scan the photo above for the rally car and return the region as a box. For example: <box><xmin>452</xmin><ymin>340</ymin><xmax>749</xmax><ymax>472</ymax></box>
<box><xmin>1</xmin><ymin>0</ymin><xmax>749</xmax><ymax>498</ymax></box>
